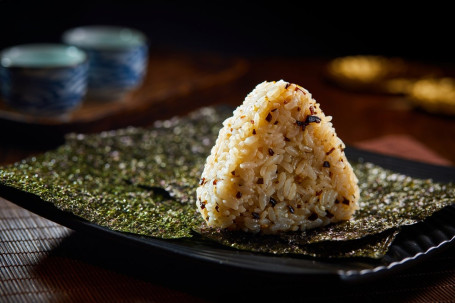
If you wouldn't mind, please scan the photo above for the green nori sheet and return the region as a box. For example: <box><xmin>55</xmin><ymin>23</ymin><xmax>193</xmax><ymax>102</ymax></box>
<box><xmin>0</xmin><ymin>106</ymin><xmax>454</xmax><ymax>258</ymax></box>
<box><xmin>197</xmin><ymin>226</ymin><xmax>400</xmax><ymax>258</ymax></box>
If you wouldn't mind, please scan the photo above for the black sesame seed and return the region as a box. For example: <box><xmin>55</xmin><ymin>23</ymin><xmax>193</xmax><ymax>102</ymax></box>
<box><xmin>323</xmin><ymin>161</ymin><xmax>330</xmax><ymax>168</ymax></box>
<box><xmin>305</xmin><ymin>115</ymin><xmax>321</xmax><ymax>124</ymax></box>
<box><xmin>288</xmin><ymin>205</ymin><xmax>295</xmax><ymax>214</ymax></box>
<box><xmin>268</xmin><ymin>148</ymin><xmax>275</xmax><ymax>156</ymax></box>
<box><xmin>296</xmin><ymin>120</ymin><xmax>306</xmax><ymax>131</ymax></box>
<box><xmin>252</xmin><ymin>212</ymin><xmax>260</xmax><ymax>220</ymax></box>
<box><xmin>296</xmin><ymin>120</ymin><xmax>305</xmax><ymax>127</ymax></box>
<box><xmin>308</xmin><ymin>213</ymin><xmax>318</xmax><ymax>221</ymax></box>
<box><xmin>236</xmin><ymin>191</ymin><xmax>242</xmax><ymax>199</ymax></box>
<box><xmin>269</xmin><ymin>197</ymin><xmax>277</xmax><ymax>207</ymax></box>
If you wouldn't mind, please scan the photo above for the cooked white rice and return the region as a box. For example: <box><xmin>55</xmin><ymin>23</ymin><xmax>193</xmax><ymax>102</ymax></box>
<box><xmin>196</xmin><ymin>80</ymin><xmax>359</xmax><ymax>233</ymax></box>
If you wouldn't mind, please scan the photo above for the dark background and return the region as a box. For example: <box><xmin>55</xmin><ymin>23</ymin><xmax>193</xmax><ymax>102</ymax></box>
<box><xmin>1</xmin><ymin>1</ymin><xmax>454</xmax><ymax>64</ymax></box>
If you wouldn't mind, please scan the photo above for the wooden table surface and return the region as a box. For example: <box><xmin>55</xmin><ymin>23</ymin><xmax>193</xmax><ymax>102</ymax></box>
<box><xmin>1</xmin><ymin>50</ymin><xmax>455</xmax><ymax>302</ymax></box>
<box><xmin>1</xmin><ymin>53</ymin><xmax>454</xmax><ymax>166</ymax></box>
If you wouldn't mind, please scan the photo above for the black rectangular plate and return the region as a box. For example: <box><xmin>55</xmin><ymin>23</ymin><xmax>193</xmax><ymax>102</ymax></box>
<box><xmin>0</xmin><ymin>146</ymin><xmax>454</xmax><ymax>282</ymax></box>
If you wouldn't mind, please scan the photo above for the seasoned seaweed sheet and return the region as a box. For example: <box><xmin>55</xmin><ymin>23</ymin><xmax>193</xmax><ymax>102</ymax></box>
<box><xmin>0</xmin><ymin>106</ymin><xmax>454</xmax><ymax>258</ymax></box>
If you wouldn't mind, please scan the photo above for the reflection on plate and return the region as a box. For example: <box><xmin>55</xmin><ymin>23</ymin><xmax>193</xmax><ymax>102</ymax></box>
<box><xmin>0</xmin><ymin>147</ymin><xmax>454</xmax><ymax>282</ymax></box>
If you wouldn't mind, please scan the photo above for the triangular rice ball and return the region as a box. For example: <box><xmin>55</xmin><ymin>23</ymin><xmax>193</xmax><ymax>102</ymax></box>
<box><xmin>196</xmin><ymin>80</ymin><xmax>359</xmax><ymax>233</ymax></box>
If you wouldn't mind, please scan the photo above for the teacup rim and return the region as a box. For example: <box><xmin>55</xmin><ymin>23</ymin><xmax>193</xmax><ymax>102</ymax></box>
<box><xmin>62</xmin><ymin>25</ymin><xmax>149</xmax><ymax>51</ymax></box>
<box><xmin>0</xmin><ymin>43</ymin><xmax>88</xmax><ymax>70</ymax></box>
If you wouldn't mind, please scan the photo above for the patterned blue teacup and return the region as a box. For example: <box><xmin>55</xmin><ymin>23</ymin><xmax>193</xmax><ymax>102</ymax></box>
<box><xmin>62</xmin><ymin>26</ymin><xmax>148</xmax><ymax>100</ymax></box>
<box><xmin>0</xmin><ymin>44</ymin><xmax>88</xmax><ymax>115</ymax></box>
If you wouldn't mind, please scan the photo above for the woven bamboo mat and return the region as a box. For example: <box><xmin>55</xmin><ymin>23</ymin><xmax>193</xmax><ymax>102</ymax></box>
<box><xmin>0</xmin><ymin>197</ymin><xmax>208</xmax><ymax>303</ymax></box>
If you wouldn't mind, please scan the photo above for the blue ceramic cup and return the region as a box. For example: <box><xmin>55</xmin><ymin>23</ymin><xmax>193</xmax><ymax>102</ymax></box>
<box><xmin>62</xmin><ymin>26</ymin><xmax>148</xmax><ymax>100</ymax></box>
<box><xmin>0</xmin><ymin>44</ymin><xmax>88</xmax><ymax>115</ymax></box>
